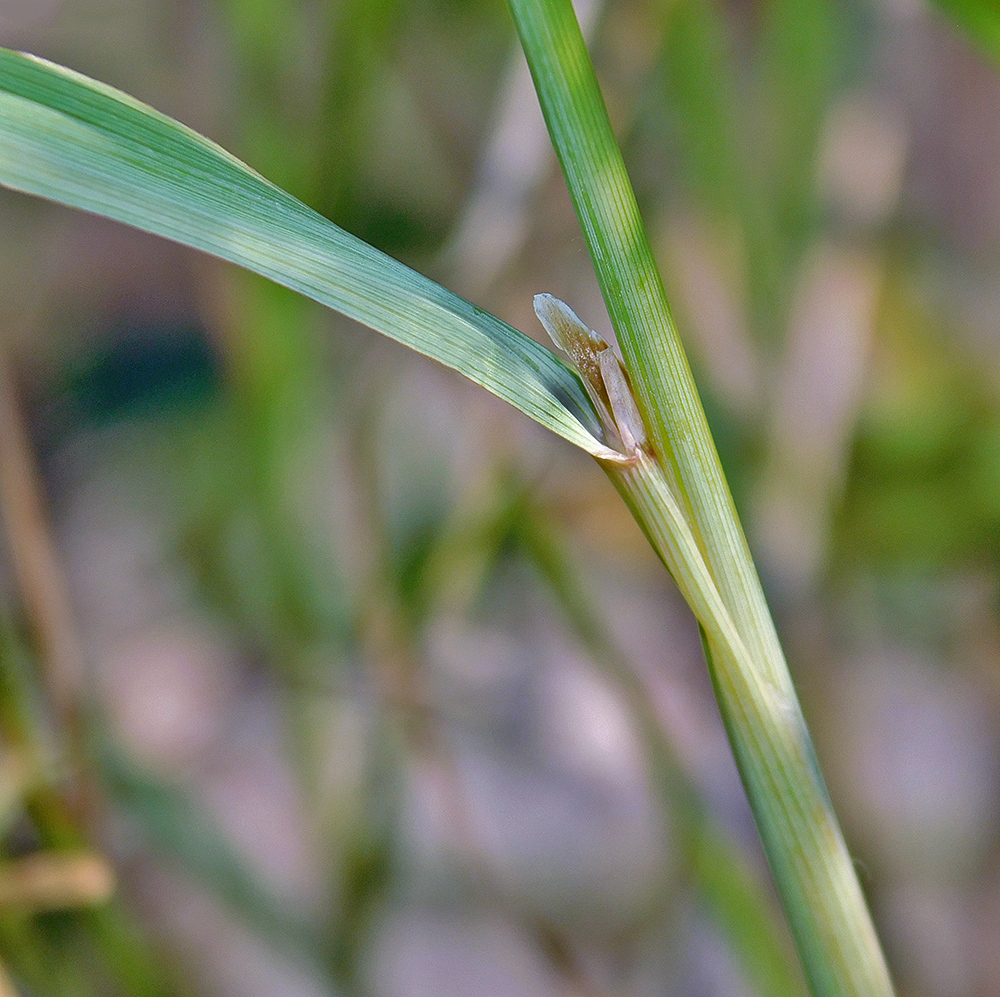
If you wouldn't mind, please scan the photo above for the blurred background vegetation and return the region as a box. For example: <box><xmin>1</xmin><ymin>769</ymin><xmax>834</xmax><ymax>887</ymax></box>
<box><xmin>1</xmin><ymin>0</ymin><xmax>1000</xmax><ymax>995</ymax></box>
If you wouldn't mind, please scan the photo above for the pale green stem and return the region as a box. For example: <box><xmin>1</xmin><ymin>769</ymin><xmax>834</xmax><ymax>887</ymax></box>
<box><xmin>534</xmin><ymin>283</ymin><xmax>894</xmax><ymax>997</ymax></box>
<box><xmin>508</xmin><ymin>0</ymin><xmax>792</xmax><ymax>697</ymax></box>
<box><xmin>603</xmin><ymin>453</ymin><xmax>894</xmax><ymax>997</ymax></box>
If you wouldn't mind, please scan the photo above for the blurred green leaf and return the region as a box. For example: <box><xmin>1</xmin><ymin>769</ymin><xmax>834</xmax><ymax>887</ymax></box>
<box><xmin>651</xmin><ymin>0</ymin><xmax>839</xmax><ymax>340</ymax></box>
<box><xmin>99</xmin><ymin>744</ymin><xmax>323</xmax><ymax>967</ymax></box>
<box><xmin>759</xmin><ymin>0</ymin><xmax>839</xmax><ymax>254</ymax></box>
<box><xmin>657</xmin><ymin>0</ymin><xmax>744</xmax><ymax>217</ymax></box>
<box><xmin>929</xmin><ymin>0</ymin><xmax>1000</xmax><ymax>62</ymax></box>
<box><xmin>516</xmin><ymin>507</ymin><xmax>809</xmax><ymax>997</ymax></box>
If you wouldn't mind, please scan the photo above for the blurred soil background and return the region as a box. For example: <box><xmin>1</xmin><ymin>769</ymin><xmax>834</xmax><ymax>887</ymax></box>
<box><xmin>1</xmin><ymin>0</ymin><xmax>1000</xmax><ymax>995</ymax></box>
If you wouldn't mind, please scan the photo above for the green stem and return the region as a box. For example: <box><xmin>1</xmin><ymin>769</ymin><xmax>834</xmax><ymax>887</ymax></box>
<box><xmin>508</xmin><ymin>0</ymin><xmax>787</xmax><ymax>689</ymax></box>
<box><xmin>510</xmin><ymin>1</ymin><xmax>896</xmax><ymax>993</ymax></box>
<box><xmin>518</xmin><ymin>510</ymin><xmax>808</xmax><ymax>997</ymax></box>
<box><xmin>605</xmin><ymin>454</ymin><xmax>893</xmax><ymax>997</ymax></box>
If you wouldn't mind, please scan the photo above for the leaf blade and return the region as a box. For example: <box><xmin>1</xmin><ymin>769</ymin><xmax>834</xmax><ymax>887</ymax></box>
<box><xmin>0</xmin><ymin>48</ymin><xmax>609</xmax><ymax>458</ymax></box>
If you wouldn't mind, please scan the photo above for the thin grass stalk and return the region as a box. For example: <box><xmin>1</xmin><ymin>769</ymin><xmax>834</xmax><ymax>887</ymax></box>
<box><xmin>514</xmin><ymin>3</ymin><xmax>896</xmax><ymax>993</ymax></box>
<box><xmin>517</xmin><ymin>509</ymin><xmax>808</xmax><ymax>997</ymax></box>
<box><xmin>507</xmin><ymin>0</ymin><xmax>789</xmax><ymax>690</ymax></box>
<box><xmin>605</xmin><ymin>453</ymin><xmax>892</xmax><ymax>997</ymax></box>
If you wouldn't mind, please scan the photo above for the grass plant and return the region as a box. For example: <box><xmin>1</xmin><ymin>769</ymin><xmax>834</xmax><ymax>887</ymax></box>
<box><xmin>0</xmin><ymin>1</ymin><xmax>918</xmax><ymax>993</ymax></box>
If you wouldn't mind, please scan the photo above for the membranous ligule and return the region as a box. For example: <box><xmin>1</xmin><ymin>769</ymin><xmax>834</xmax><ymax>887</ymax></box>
<box><xmin>534</xmin><ymin>293</ymin><xmax>648</xmax><ymax>460</ymax></box>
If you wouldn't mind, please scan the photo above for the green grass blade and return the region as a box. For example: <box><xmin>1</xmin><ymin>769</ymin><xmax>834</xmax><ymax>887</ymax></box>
<box><xmin>655</xmin><ymin>0</ymin><xmax>782</xmax><ymax>340</ymax></box>
<box><xmin>99</xmin><ymin>743</ymin><xmax>324</xmax><ymax>966</ymax></box>
<box><xmin>0</xmin><ymin>48</ymin><xmax>612</xmax><ymax>461</ymax></box>
<box><xmin>603</xmin><ymin>452</ymin><xmax>894</xmax><ymax>997</ymax></box>
<box><xmin>516</xmin><ymin>510</ymin><xmax>808</xmax><ymax>997</ymax></box>
<box><xmin>506</xmin><ymin>0</ymin><xmax>789</xmax><ymax>693</ymax></box>
<box><xmin>509</xmin><ymin>2</ymin><xmax>896</xmax><ymax>994</ymax></box>
<box><xmin>758</xmin><ymin>0</ymin><xmax>838</xmax><ymax>262</ymax></box>
<box><xmin>928</xmin><ymin>0</ymin><xmax>1000</xmax><ymax>62</ymax></box>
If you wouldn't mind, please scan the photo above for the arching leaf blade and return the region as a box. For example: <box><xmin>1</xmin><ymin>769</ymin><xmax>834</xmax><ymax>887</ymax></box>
<box><xmin>0</xmin><ymin>48</ymin><xmax>607</xmax><ymax>458</ymax></box>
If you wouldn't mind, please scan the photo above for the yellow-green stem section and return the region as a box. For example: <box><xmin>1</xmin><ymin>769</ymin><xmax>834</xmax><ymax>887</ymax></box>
<box><xmin>508</xmin><ymin>0</ymin><xmax>791</xmax><ymax>696</ymax></box>
<box><xmin>511</xmin><ymin>0</ymin><xmax>896</xmax><ymax>991</ymax></box>
<box><xmin>602</xmin><ymin>453</ymin><xmax>895</xmax><ymax>997</ymax></box>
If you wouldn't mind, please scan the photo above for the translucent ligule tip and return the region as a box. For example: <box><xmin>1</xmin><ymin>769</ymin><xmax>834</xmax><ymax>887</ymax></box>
<box><xmin>599</xmin><ymin>348</ymin><xmax>646</xmax><ymax>453</ymax></box>
<box><xmin>533</xmin><ymin>293</ymin><xmax>651</xmax><ymax>461</ymax></box>
<box><xmin>533</xmin><ymin>293</ymin><xmax>607</xmax><ymax>359</ymax></box>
